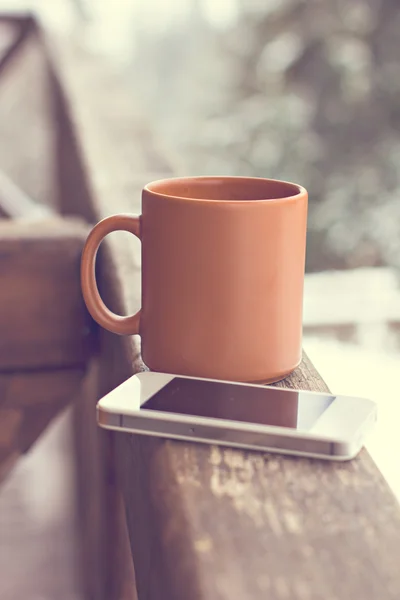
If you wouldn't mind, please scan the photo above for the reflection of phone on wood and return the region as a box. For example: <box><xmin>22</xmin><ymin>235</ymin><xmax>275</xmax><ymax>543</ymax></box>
<box><xmin>97</xmin><ymin>372</ymin><xmax>377</xmax><ymax>461</ymax></box>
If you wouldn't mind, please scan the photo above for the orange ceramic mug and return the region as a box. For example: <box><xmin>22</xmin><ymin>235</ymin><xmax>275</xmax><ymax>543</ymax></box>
<box><xmin>81</xmin><ymin>176</ymin><xmax>308</xmax><ymax>383</ymax></box>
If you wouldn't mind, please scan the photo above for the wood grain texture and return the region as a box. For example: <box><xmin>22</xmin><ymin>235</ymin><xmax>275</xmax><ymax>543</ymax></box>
<box><xmin>72</xmin><ymin>358</ymin><xmax>137</xmax><ymax>600</ymax></box>
<box><xmin>0</xmin><ymin>217</ymin><xmax>92</xmax><ymax>370</ymax></box>
<box><xmin>45</xmin><ymin>25</ymin><xmax>400</xmax><ymax>600</ymax></box>
<box><xmin>115</xmin><ymin>354</ymin><xmax>400</xmax><ymax>600</ymax></box>
<box><xmin>0</xmin><ymin>367</ymin><xmax>84</xmax><ymax>484</ymax></box>
<box><xmin>72</xmin><ymin>360</ymin><xmax>109</xmax><ymax>600</ymax></box>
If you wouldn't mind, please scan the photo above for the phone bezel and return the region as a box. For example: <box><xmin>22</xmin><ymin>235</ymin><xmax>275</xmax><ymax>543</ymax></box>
<box><xmin>97</xmin><ymin>372</ymin><xmax>377</xmax><ymax>460</ymax></box>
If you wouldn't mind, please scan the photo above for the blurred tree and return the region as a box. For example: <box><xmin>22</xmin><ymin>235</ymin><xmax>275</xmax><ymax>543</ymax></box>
<box><xmin>89</xmin><ymin>0</ymin><xmax>400</xmax><ymax>273</ymax></box>
<box><xmin>149</xmin><ymin>0</ymin><xmax>400</xmax><ymax>272</ymax></box>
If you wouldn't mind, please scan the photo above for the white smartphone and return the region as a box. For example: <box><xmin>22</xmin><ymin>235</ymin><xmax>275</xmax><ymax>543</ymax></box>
<box><xmin>97</xmin><ymin>372</ymin><xmax>377</xmax><ymax>461</ymax></box>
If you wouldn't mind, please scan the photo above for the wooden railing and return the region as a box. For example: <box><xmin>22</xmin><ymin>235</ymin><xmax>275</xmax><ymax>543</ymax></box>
<box><xmin>0</xmin><ymin>15</ymin><xmax>90</xmax><ymax>485</ymax></box>
<box><xmin>40</xmin><ymin>18</ymin><xmax>400</xmax><ymax>600</ymax></box>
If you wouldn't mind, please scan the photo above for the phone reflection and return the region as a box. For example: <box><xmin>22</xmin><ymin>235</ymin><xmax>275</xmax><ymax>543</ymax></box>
<box><xmin>142</xmin><ymin>378</ymin><xmax>300</xmax><ymax>428</ymax></box>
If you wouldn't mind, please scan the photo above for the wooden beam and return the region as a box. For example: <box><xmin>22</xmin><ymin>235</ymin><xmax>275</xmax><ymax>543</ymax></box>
<box><xmin>0</xmin><ymin>366</ymin><xmax>84</xmax><ymax>483</ymax></box>
<box><xmin>0</xmin><ymin>217</ymin><xmax>93</xmax><ymax>370</ymax></box>
<box><xmin>116</xmin><ymin>355</ymin><xmax>400</xmax><ymax>600</ymax></box>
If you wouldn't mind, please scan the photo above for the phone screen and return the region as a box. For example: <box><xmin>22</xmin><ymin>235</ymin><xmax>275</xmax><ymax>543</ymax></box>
<box><xmin>142</xmin><ymin>377</ymin><xmax>335</xmax><ymax>431</ymax></box>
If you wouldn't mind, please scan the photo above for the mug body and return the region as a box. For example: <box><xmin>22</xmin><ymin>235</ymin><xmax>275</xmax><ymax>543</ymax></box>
<box><xmin>140</xmin><ymin>176</ymin><xmax>307</xmax><ymax>383</ymax></box>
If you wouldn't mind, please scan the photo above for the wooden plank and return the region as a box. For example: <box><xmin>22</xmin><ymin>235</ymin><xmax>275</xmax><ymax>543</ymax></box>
<box><xmin>72</xmin><ymin>359</ymin><xmax>108</xmax><ymax>600</ymax></box>
<box><xmin>114</xmin><ymin>348</ymin><xmax>400</xmax><ymax>600</ymax></box>
<box><xmin>0</xmin><ymin>367</ymin><xmax>84</xmax><ymax>483</ymax></box>
<box><xmin>125</xmin><ymin>373</ymin><xmax>395</xmax><ymax>600</ymax></box>
<box><xmin>72</xmin><ymin>359</ymin><xmax>136</xmax><ymax>600</ymax></box>
<box><xmin>0</xmin><ymin>217</ymin><xmax>92</xmax><ymax>370</ymax></box>
<box><xmin>44</xmin><ymin>25</ymin><xmax>400</xmax><ymax>600</ymax></box>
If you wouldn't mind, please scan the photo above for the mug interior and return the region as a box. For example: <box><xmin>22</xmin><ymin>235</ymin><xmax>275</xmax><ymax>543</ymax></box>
<box><xmin>146</xmin><ymin>176</ymin><xmax>302</xmax><ymax>202</ymax></box>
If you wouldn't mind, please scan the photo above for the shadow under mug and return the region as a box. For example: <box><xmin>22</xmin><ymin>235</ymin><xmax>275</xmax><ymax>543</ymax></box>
<box><xmin>81</xmin><ymin>176</ymin><xmax>308</xmax><ymax>383</ymax></box>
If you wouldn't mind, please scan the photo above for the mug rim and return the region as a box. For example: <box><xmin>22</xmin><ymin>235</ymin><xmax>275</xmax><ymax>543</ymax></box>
<box><xmin>144</xmin><ymin>176</ymin><xmax>306</xmax><ymax>203</ymax></box>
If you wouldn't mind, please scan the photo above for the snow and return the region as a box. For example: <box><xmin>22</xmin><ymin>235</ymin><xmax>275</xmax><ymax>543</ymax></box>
<box><xmin>304</xmin><ymin>336</ymin><xmax>400</xmax><ymax>500</ymax></box>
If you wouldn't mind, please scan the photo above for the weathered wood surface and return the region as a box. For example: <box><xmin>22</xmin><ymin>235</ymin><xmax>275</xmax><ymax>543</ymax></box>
<box><xmin>0</xmin><ymin>217</ymin><xmax>92</xmax><ymax>370</ymax></box>
<box><xmin>46</xmin><ymin>25</ymin><xmax>400</xmax><ymax>600</ymax></box>
<box><xmin>117</xmin><ymin>366</ymin><xmax>400</xmax><ymax>600</ymax></box>
<box><xmin>0</xmin><ymin>367</ymin><xmax>84</xmax><ymax>483</ymax></box>
<box><xmin>72</xmin><ymin>359</ymin><xmax>137</xmax><ymax>600</ymax></box>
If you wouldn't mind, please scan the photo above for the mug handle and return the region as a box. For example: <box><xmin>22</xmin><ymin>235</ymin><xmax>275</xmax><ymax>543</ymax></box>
<box><xmin>81</xmin><ymin>214</ymin><xmax>141</xmax><ymax>335</ymax></box>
